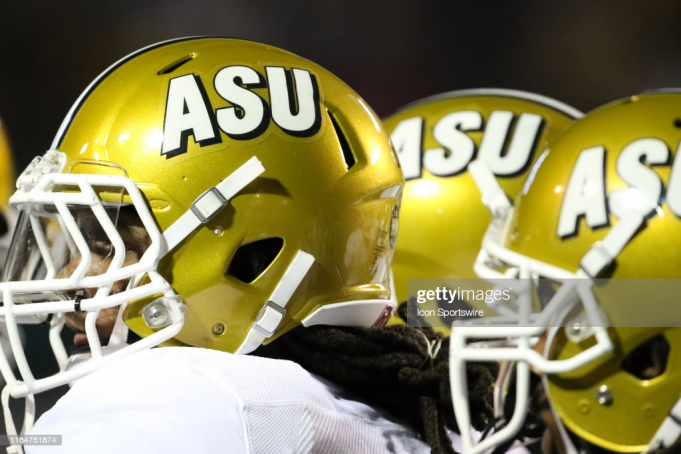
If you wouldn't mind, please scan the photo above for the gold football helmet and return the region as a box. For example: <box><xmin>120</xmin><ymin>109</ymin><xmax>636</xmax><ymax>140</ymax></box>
<box><xmin>0</xmin><ymin>117</ymin><xmax>16</xmax><ymax>264</ymax></box>
<box><xmin>0</xmin><ymin>37</ymin><xmax>403</xmax><ymax>443</ymax></box>
<box><xmin>450</xmin><ymin>91</ymin><xmax>681</xmax><ymax>453</ymax></box>
<box><xmin>0</xmin><ymin>119</ymin><xmax>14</xmax><ymax>207</ymax></box>
<box><xmin>383</xmin><ymin>89</ymin><xmax>581</xmax><ymax>327</ymax></box>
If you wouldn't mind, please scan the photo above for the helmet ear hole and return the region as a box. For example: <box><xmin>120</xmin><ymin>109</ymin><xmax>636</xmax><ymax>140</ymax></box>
<box><xmin>226</xmin><ymin>237</ymin><xmax>284</xmax><ymax>283</ymax></box>
<box><xmin>621</xmin><ymin>334</ymin><xmax>670</xmax><ymax>380</ymax></box>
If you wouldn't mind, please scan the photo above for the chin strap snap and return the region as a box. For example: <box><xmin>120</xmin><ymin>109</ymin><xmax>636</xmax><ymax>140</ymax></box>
<box><xmin>162</xmin><ymin>156</ymin><xmax>265</xmax><ymax>255</ymax></box>
<box><xmin>235</xmin><ymin>250</ymin><xmax>315</xmax><ymax>355</ymax></box>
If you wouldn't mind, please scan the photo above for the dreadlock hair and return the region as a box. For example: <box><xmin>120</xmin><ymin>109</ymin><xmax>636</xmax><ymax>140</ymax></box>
<box><xmin>256</xmin><ymin>300</ymin><xmax>498</xmax><ymax>454</ymax></box>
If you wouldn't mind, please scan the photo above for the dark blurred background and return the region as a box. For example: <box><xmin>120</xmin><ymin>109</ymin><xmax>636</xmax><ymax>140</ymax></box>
<box><xmin>2</xmin><ymin>1</ymin><xmax>681</xmax><ymax>171</ymax></box>
<box><xmin>0</xmin><ymin>0</ymin><xmax>679</xmax><ymax>435</ymax></box>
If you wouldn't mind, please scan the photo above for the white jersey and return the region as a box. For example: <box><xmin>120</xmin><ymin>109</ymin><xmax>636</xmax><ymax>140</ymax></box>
<box><xmin>27</xmin><ymin>347</ymin><xmax>528</xmax><ymax>454</ymax></box>
<box><xmin>27</xmin><ymin>347</ymin><xmax>431</xmax><ymax>453</ymax></box>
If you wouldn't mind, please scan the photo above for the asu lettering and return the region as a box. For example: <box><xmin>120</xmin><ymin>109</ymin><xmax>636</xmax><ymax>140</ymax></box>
<box><xmin>558</xmin><ymin>138</ymin><xmax>681</xmax><ymax>238</ymax></box>
<box><xmin>390</xmin><ymin>111</ymin><xmax>544</xmax><ymax>180</ymax></box>
<box><xmin>161</xmin><ymin>66</ymin><xmax>321</xmax><ymax>158</ymax></box>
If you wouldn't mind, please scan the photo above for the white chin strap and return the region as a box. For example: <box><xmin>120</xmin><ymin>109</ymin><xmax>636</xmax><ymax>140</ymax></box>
<box><xmin>579</xmin><ymin>212</ymin><xmax>644</xmax><ymax>277</ymax></box>
<box><xmin>162</xmin><ymin>156</ymin><xmax>265</xmax><ymax>253</ymax></box>
<box><xmin>235</xmin><ymin>247</ymin><xmax>398</xmax><ymax>354</ymax></box>
<box><xmin>232</xmin><ymin>246</ymin><xmax>396</xmax><ymax>356</ymax></box>
<box><xmin>235</xmin><ymin>250</ymin><xmax>316</xmax><ymax>355</ymax></box>
<box><xmin>0</xmin><ymin>156</ymin><xmax>266</xmax><ymax>454</ymax></box>
<box><xmin>100</xmin><ymin>157</ymin><xmax>268</xmax><ymax>359</ymax></box>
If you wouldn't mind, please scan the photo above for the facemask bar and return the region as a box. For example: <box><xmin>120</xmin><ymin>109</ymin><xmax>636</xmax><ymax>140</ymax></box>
<box><xmin>107</xmin><ymin>257</ymin><xmax>160</xmax><ymax>349</ymax></box>
<box><xmin>540</xmin><ymin>320</ymin><xmax>581</xmax><ymax>454</ymax></box>
<box><xmin>2</xmin><ymin>172</ymin><xmax>177</xmax><ymax>396</ymax></box>
<box><xmin>0</xmin><ymin>153</ymin><xmax>266</xmax><ymax>453</ymax></box>
<box><xmin>0</xmin><ymin>208</ymin><xmax>19</xmax><ymax>277</ymax></box>
<box><xmin>449</xmin><ymin>160</ymin><xmax>649</xmax><ymax>454</ymax></box>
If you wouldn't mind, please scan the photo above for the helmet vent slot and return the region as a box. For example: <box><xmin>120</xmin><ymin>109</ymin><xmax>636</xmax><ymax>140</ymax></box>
<box><xmin>621</xmin><ymin>334</ymin><xmax>670</xmax><ymax>380</ymax></box>
<box><xmin>157</xmin><ymin>53</ymin><xmax>197</xmax><ymax>75</ymax></box>
<box><xmin>227</xmin><ymin>237</ymin><xmax>284</xmax><ymax>283</ymax></box>
<box><xmin>328</xmin><ymin>111</ymin><xmax>356</xmax><ymax>170</ymax></box>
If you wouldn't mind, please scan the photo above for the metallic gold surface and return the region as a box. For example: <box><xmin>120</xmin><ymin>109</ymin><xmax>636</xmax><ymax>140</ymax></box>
<box><xmin>383</xmin><ymin>91</ymin><xmax>579</xmax><ymax>327</ymax></box>
<box><xmin>507</xmin><ymin>92</ymin><xmax>681</xmax><ymax>452</ymax></box>
<box><xmin>0</xmin><ymin>118</ymin><xmax>15</xmax><ymax>205</ymax></box>
<box><xmin>548</xmin><ymin>327</ymin><xmax>681</xmax><ymax>452</ymax></box>
<box><xmin>54</xmin><ymin>38</ymin><xmax>403</xmax><ymax>352</ymax></box>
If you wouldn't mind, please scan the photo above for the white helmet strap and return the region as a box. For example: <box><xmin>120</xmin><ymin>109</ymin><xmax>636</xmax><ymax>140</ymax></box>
<box><xmin>235</xmin><ymin>250</ymin><xmax>315</xmax><ymax>355</ymax></box>
<box><xmin>162</xmin><ymin>156</ymin><xmax>265</xmax><ymax>254</ymax></box>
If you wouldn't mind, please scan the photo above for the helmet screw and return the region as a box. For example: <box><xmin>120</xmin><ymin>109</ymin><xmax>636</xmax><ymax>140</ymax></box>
<box><xmin>213</xmin><ymin>322</ymin><xmax>225</xmax><ymax>335</ymax></box>
<box><xmin>149</xmin><ymin>307</ymin><xmax>163</xmax><ymax>319</ymax></box>
<box><xmin>578</xmin><ymin>398</ymin><xmax>590</xmax><ymax>414</ymax></box>
<box><xmin>597</xmin><ymin>385</ymin><xmax>613</xmax><ymax>406</ymax></box>
<box><xmin>214</xmin><ymin>227</ymin><xmax>223</xmax><ymax>236</ymax></box>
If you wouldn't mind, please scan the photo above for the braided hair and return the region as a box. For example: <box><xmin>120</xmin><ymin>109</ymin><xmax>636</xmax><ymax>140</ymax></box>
<box><xmin>257</xmin><ymin>301</ymin><xmax>498</xmax><ymax>454</ymax></box>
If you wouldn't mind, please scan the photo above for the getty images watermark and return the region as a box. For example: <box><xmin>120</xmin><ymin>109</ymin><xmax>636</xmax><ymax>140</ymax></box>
<box><xmin>413</xmin><ymin>286</ymin><xmax>508</xmax><ymax>318</ymax></box>
<box><xmin>405</xmin><ymin>280</ymin><xmax>498</xmax><ymax>328</ymax></box>
<box><xmin>407</xmin><ymin>278</ymin><xmax>681</xmax><ymax>329</ymax></box>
